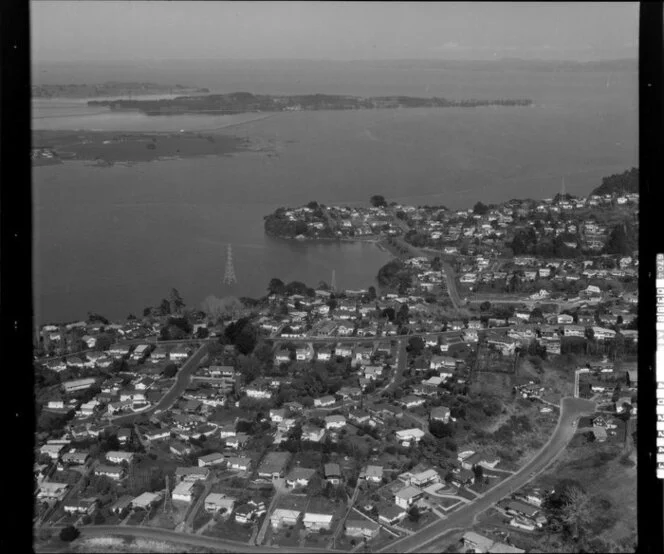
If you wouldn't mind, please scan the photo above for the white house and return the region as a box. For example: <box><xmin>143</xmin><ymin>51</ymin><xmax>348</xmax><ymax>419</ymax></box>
<box><xmin>303</xmin><ymin>511</ymin><xmax>334</xmax><ymax>531</ymax></box>
<box><xmin>324</xmin><ymin>414</ymin><xmax>347</xmax><ymax>430</ymax></box>
<box><xmin>395</xmin><ymin>485</ymin><xmax>423</xmax><ymax>509</ymax></box>
<box><xmin>314</xmin><ymin>395</ymin><xmax>336</xmax><ymax>408</ymax></box>
<box><xmin>106</xmin><ymin>451</ymin><xmax>134</xmax><ymax>465</ymax></box>
<box><xmin>395</xmin><ymin>428</ymin><xmax>425</xmax><ymax>445</ymax></box>
<box><xmin>204</xmin><ymin>493</ymin><xmax>236</xmax><ymax>515</ymax></box>
<box><xmin>172</xmin><ymin>481</ymin><xmax>196</xmax><ymax>503</ymax></box>
<box><xmin>271</xmin><ymin>508</ymin><xmax>302</xmax><ymax>529</ymax></box>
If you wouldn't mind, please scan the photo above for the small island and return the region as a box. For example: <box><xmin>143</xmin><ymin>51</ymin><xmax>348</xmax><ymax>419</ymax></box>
<box><xmin>88</xmin><ymin>92</ymin><xmax>533</xmax><ymax>116</ymax></box>
<box><xmin>31</xmin><ymin>130</ymin><xmax>252</xmax><ymax>166</ymax></box>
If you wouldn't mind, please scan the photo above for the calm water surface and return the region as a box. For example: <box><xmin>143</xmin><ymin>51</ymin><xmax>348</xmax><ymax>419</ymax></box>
<box><xmin>32</xmin><ymin>62</ymin><xmax>638</xmax><ymax>323</ymax></box>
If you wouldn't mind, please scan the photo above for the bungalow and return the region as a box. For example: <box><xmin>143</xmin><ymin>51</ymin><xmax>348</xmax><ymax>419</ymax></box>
<box><xmin>316</xmin><ymin>346</ymin><xmax>334</xmax><ymax>361</ymax></box>
<box><xmin>117</xmin><ymin>428</ymin><xmax>132</xmax><ymax>445</ymax></box>
<box><xmin>461</xmin><ymin>532</ymin><xmax>495</xmax><ymax>554</ymax></box>
<box><xmin>269</xmin><ymin>408</ymin><xmax>287</xmax><ymax>423</ymax></box>
<box><xmin>141</xmin><ymin>427</ymin><xmax>170</xmax><ymax>442</ymax></box>
<box><xmin>557</xmin><ymin>314</ymin><xmax>574</xmax><ymax>325</ymax></box>
<box><xmin>169</xmin><ymin>346</ymin><xmax>191</xmax><ymax>362</ymax></box>
<box><xmin>286</xmin><ymin>467</ymin><xmax>317</xmax><ymax>488</ymax></box>
<box><xmin>430</xmin><ymin>406</ymin><xmax>451</xmax><ymax>423</ymax></box>
<box><xmin>355</xmin><ymin>344</ymin><xmax>375</xmax><ymax>362</ymax></box>
<box><xmin>61</xmin><ymin>451</ymin><xmax>90</xmax><ymax>466</ymax></box>
<box><xmin>94</xmin><ymin>465</ymin><xmax>125</xmax><ymax>480</ymax></box>
<box><xmin>303</xmin><ymin>510</ymin><xmax>334</xmax><ymax>531</ymax></box>
<box><xmin>108</xmin><ymin>495</ymin><xmax>133</xmax><ymax>515</ymax></box>
<box><xmin>246</xmin><ymin>384</ymin><xmax>272</xmax><ymax>400</ymax></box>
<box><xmin>174</xmin><ymin>466</ymin><xmax>210</xmax><ymax>482</ymax></box>
<box><xmin>302</xmin><ymin>425</ymin><xmax>326</xmax><ymax>443</ymax></box>
<box><xmin>360</xmin><ymin>465</ymin><xmax>384</xmax><ymax>483</ymax></box>
<box><xmin>295</xmin><ymin>345</ymin><xmax>314</xmax><ymax>361</ymax></box>
<box><xmin>379</xmin><ymin>505</ymin><xmax>407</xmax><ymax>526</ymax></box>
<box><xmin>198</xmin><ymin>452</ymin><xmax>226</xmax><ymax>467</ymax></box>
<box><xmin>271</xmin><ymin>508</ymin><xmax>302</xmax><ymax>529</ymax></box>
<box><xmin>314</xmin><ymin>395</ymin><xmax>336</xmax><ymax>408</ymax></box>
<box><xmin>324</xmin><ymin>414</ymin><xmax>347</xmax><ymax>430</ymax></box>
<box><xmin>430</xmin><ymin>355</ymin><xmax>457</xmax><ymax>370</ymax></box>
<box><xmin>592</xmin><ymin>326</ymin><xmax>616</xmax><ymax>341</ymax></box>
<box><xmin>410</xmin><ymin>468</ymin><xmax>441</xmax><ymax>487</ymax></box>
<box><xmin>219</xmin><ymin>423</ymin><xmax>237</xmax><ymax>439</ymax></box>
<box><xmin>401</xmin><ymin>395</ymin><xmax>426</xmax><ymax>409</ymax></box>
<box><xmin>364</xmin><ymin>365</ymin><xmax>383</xmax><ymax>380</ymax></box>
<box><xmin>106</xmin><ymin>451</ymin><xmax>134</xmax><ymax>465</ymax></box>
<box><xmin>131</xmin><ymin>491</ymin><xmax>162</xmax><ymax>511</ymax></box>
<box><xmin>345</xmin><ymin>519</ymin><xmax>380</xmax><ymax>540</ymax></box>
<box><xmin>234</xmin><ymin>499</ymin><xmax>267</xmax><ymax>523</ymax></box>
<box><xmin>564</xmin><ymin>325</ymin><xmax>585</xmax><ymax>338</ymax></box>
<box><xmin>227</xmin><ymin>456</ymin><xmax>252</xmax><ymax>472</ymax></box>
<box><xmin>274</xmin><ymin>348</ymin><xmax>292</xmax><ymax>365</ymax></box>
<box><xmin>204</xmin><ymin>493</ymin><xmax>236</xmax><ymax>515</ymax></box>
<box><xmin>225</xmin><ymin>433</ymin><xmax>250</xmax><ymax>449</ymax></box>
<box><xmin>172</xmin><ymin>481</ymin><xmax>196</xmax><ymax>503</ymax></box>
<box><xmin>40</xmin><ymin>443</ymin><xmax>65</xmax><ymax>460</ymax></box>
<box><xmin>325</xmin><ymin>463</ymin><xmax>342</xmax><ymax>485</ymax></box>
<box><xmin>257</xmin><ymin>452</ymin><xmax>291</xmax><ymax>479</ymax></box>
<box><xmin>449</xmin><ymin>468</ymin><xmax>475</xmax><ymax>488</ymax></box>
<box><xmin>504</xmin><ymin>499</ymin><xmax>539</xmax><ymax>520</ymax></box>
<box><xmin>395</xmin><ymin>428</ymin><xmax>425</xmax><ymax>445</ymax></box>
<box><xmin>349</xmin><ymin>409</ymin><xmax>371</xmax><ymax>425</ymax></box>
<box><xmin>335</xmin><ymin>343</ymin><xmax>354</xmax><ymax>358</ymax></box>
<box><xmin>395</xmin><ymin>485</ymin><xmax>423</xmax><ymax>509</ymax></box>
<box><xmin>63</xmin><ymin>497</ymin><xmax>98</xmax><ymax>515</ymax></box>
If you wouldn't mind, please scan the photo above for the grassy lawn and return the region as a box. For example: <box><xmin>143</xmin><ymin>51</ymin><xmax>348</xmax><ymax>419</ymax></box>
<box><xmin>271</xmin><ymin>523</ymin><xmax>305</xmax><ymax>548</ymax></box>
<box><xmin>204</xmin><ymin>519</ymin><xmax>254</xmax><ymax>542</ymax></box>
<box><xmin>455</xmin><ymin>487</ymin><xmax>477</xmax><ymax>501</ymax></box>
<box><xmin>435</xmin><ymin>496</ymin><xmax>461</xmax><ymax>509</ymax></box>
<box><xmin>192</xmin><ymin>511</ymin><xmax>212</xmax><ymax>531</ymax></box>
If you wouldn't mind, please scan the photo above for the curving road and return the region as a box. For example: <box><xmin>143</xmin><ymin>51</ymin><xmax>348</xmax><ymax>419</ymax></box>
<box><xmin>378</xmin><ymin>396</ymin><xmax>596</xmax><ymax>553</ymax></box>
<box><xmin>74</xmin><ymin>525</ymin><xmax>332</xmax><ymax>553</ymax></box>
<box><xmin>110</xmin><ymin>343</ymin><xmax>209</xmax><ymax>425</ymax></box>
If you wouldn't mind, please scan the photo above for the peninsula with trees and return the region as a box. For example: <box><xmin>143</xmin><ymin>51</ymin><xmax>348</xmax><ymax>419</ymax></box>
<box><xmin>87</xmin><ymin>92</ymin><xmax>533</xmax><ymax>116</ymax></box>
<box><xmin>32</xmin><ymin>82</ymin><xmax>210</xmax><ymax>99</ymax></box>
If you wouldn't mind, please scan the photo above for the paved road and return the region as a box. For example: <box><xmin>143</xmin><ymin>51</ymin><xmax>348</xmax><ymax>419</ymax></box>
<box><xmin>110</xmin><ymin>343</ymin><xmax>209</xmax><ymax>425</ymax></box>
<box><xmin>378</xmin><ymin>396</ymin><xmax>596</xmax><ymax>553</ymax></box>
<box><xmin>441</xmin><ymin>261</ymin><xmax>462</xmax><ymax>310</ymax></box>
<box><xmin>73</xmin><ymin>525</ymin><xmax>332</xmax><ymax>553</ymax></box>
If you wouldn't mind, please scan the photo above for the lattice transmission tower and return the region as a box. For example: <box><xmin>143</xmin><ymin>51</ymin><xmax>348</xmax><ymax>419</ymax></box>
<box><xmin>331</xmin><ymin>269</ymin><xmax>336</xmax><ymax>292</ymax></box>
<box><xmin>223</xmin><ymin>244</ymin><xmax>237</xmax><ymax>285</ymax></box>
<box><xmin>163</xmin><ymin>474</ymin><xmax>173</xmax><ymax>514</ymax></box>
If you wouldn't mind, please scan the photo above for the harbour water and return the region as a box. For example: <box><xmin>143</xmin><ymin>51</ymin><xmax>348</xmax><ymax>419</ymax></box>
<box><xmin>32</xmin><ymin>60</ymin><xmax>638</xmax><ymax>323</ymax></box>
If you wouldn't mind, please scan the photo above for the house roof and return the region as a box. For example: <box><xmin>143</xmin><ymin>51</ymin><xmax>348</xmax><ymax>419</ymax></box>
<box><xmin>396</xmin><ymin>485</ymin><xmax>422</xmax><ymax>500</ymax></box>
<box><xmin>324</xmin><ymin>463</ymin><xmax>341</xmax><ymax>477</ymax></box>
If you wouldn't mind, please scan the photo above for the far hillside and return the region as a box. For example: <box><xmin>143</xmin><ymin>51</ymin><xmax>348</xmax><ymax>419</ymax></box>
<box><xmin>591</xmin><ymin>167</ymin><xmax>638</xmax><ymax>196</ymax></box>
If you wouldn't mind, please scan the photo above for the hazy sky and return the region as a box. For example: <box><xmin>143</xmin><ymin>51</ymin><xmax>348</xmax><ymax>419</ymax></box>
<box><xmin>31</xmin><ymin>1</ymin><xmax>638</xmax><ymax>62</ymax></box>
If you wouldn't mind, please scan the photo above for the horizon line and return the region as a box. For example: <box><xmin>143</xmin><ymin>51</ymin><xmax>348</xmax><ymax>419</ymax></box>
<box><xmin>33</xmin><ymin>56</ymin><xmax>638</xmax><ymax>64</ymax></box>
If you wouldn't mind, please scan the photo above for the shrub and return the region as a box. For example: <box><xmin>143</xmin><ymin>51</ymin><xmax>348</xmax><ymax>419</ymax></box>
<box><xmin>59</xmin><ymin>526</ymin><xmax>80</xmax><ymax>542</ymax></box>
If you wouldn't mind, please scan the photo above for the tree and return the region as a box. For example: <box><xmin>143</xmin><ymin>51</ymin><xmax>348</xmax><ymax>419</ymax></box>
<box><xmin>367</xmin><ymin>286</ymin><xmax>377</xmax><ymax>301</ymax></box>
<box><xmin>408</xmin><ymin>505</ymin><xmax>421</xmax><ymax>522</ymax></box>
<box><xmin>406</xmin><ymin>336</ymin><xmax>425</xmax><ymax>356</ymax></box>
<box><xmin>431</xmin><ymin>257</ymin><xmax>442</xmax><ymax>271</ymax></box>
<box><xmin>87</xmin><ymin>312</ymin><xmax>109</xmax><ymax>325</ymax></box>
<box><xmin>59</xmin><ymin>526</ymin><xmax>80</xmax><ymax>542</ymax></box>
<box><xmin>196</xmin><ymin>326</ymin><xmax>209</xmax><ymax>339</ymax></box>
<box><xmin>170</xmin><ymin>288</ymin><xmax>185</xmax><ymax>314</ymax></box>
<box><xmin>479</xmin><ymin>301</ymin><xmax>491</xmax><ymax>312</ymax></box>
<box><xmin>472</xmin><ymin>464</ymin><xmax>484</xmax><ymax>481</ymax></box>
<box><xmin>604</xmin><ymin>223</ymin><xmax>637</xmax><ymax>255</ymax></box>
<box><xmin>95</xmin><ymin>334</ymin><xmax>113</xmax><ymax>351</ymax></box>
<box><xmin>159</xmin><ymin>298</ymin><xmax>171</xmax><ymax>316</ymax></box>
<box><xmin>473</xmin><ymin>201</ymin><xmax>489</xmax><ymax>215</ymax></box>
<box><xmin>395</xmin><ymin>304</ymin><xmax>409</xmax><ymax>326</ymax></box>
<box><xmin>268</xmin><ymin>278</ymin><xmax>286</xmax><ymax>295</ymax></box>
<box><xmin>370</xmin><ymin>195</ymin><xmax>387</xmax><ymax>208</ymax></box>
<box><xmin>163</xmin><ymin>363</ymin><xmax>178</xmax><ymax>378</ymax></box>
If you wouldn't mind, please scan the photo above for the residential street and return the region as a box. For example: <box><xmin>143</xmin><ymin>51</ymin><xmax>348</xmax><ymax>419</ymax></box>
<box><xmin>378</xmin><ymin>396</ymin><xmax>596</xmax><ymax>553</ymax></box>
<box><xmin>110</xmin><ymin>343</ymin><xmax>209</xmax><ymax>425</ymax></box>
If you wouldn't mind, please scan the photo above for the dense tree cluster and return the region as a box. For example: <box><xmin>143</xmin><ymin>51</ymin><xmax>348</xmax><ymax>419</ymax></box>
<box><xmin>591</xmin><ymin>167</ymin><xmax>639</xmax><ymax>196</ymax></box>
